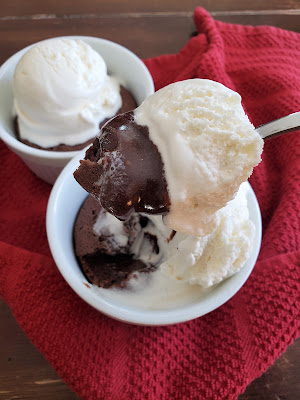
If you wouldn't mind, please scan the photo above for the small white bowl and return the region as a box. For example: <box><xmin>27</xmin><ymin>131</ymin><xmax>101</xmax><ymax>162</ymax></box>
<box><xmin>46</xmin><ymin>150</ymin><xmax>262</xmax><ymax>326</ymax></box>
<box><xmin>0</xmin><ymin>36</ymin><xmax>154</xmax><ymax>185</ymax></box>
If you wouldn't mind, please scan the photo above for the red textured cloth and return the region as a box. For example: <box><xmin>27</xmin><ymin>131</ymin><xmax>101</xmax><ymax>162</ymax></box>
<box><xmin>1</xmin><ymin>7</ymin><xmax>300</xmax><ymax>400</ymax></box>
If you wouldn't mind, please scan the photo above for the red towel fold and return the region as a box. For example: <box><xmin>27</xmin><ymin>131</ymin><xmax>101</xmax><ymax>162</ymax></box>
<box><xmin>1</xmin><ymin>7</ymin><xmax>299</xmax><ymax>400</ymax></box>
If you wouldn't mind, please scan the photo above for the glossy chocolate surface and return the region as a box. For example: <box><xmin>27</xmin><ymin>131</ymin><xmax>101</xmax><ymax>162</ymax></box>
<box><xmin>74</xmin><ymin>111</ymin><xmax>170</xmax><ymax>220</ymax></box>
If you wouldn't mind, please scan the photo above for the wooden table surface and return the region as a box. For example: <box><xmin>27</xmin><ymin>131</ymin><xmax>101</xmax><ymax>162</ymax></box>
<box><xmin>0</xmin><ymin>1</ymin><xmax>299</xmax><ymax>399</ymax></box>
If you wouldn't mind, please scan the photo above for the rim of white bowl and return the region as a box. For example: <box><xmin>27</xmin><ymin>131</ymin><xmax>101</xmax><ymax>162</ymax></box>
<box><xmin>47</xmin><ymin>151</ymin><xmax>262</xmax><ymax>326</ymax></box>
<box><xmin>0</xmin><ymin>35</ymin><xmax>154</xmax><ymax>160</ymax></box>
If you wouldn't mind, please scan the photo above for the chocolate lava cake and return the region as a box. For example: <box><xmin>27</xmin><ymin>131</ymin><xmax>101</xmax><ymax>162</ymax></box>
<box><xmin>15</xmin><ymin>86</ymin><xmax>137</xmax><ymax>151</ymax></box>
<box><xmin>73</xmin><ymin>196</ymin><xmax>158</xmax><ymax>288</ymax></box>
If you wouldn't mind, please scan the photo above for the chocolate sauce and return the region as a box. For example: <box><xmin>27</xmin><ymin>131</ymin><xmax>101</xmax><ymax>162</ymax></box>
<box><xmin>74</xmin><ymin>111</ymin><xmax>170</xmax><ymax>220</ymax></box>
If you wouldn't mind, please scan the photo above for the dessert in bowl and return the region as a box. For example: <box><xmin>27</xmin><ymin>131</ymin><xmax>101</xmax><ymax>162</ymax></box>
<box><xmin>47</xmin><ymin>79</ymin><xmax>262</xmax><ymax>326</ymax></box>
<box><xmin>0</xmin><ymin>36</ymin><xmax>154</xmax><ymax>184</ymax></box>
<box><xmin>47</xmin><ymin>154</ymin><xmax>261</xmax><ymax>325</ymax></box>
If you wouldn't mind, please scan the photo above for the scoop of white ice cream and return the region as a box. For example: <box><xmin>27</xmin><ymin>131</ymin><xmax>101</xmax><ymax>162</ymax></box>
<box><xmin>159</xmin><ymin>182</ymin><xmax>255</xmax><ymax>287</ymax></box>
<box><xmin>13</xmin><ymin>38</ymin><xmax>122</xmax><ymax>148</ymax></box>
<box><xmin>134</xmin><ymin>79</ymin><xmax>263</xmax><ymax>236</ymax></box>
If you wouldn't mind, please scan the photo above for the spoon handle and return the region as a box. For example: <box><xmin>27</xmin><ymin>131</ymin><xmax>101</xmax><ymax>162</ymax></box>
<box><xmin>256</xmin><ymin>111</ymin><xmax>300</xmax><ymax>140</ymax></box>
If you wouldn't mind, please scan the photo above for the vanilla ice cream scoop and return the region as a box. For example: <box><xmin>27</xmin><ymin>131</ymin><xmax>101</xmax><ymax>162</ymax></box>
<box><xmin>134</xmin><ymin>79</ymin><xmax>263</xmax><ymax>236</ymax></box>
<box><xmin>13</xmin><ymin>38</ymin><xmax>122</xmax><ymax>148</ymax></box>
<box><xmin>159</xmin><ymin>182</ymin><xmax>255</xmax><ymax>287</ymax></box>
<box><xmin>74</xmin><ymin>79</ymin><xmax>263</xmax><ymax>236</ymax></box>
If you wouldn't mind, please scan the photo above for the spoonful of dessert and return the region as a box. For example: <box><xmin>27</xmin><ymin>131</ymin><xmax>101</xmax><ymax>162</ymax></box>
<box><xmin>74</xmin><ymin>79</ymin><xmax>298</xmax><ymax>237</ymax></box>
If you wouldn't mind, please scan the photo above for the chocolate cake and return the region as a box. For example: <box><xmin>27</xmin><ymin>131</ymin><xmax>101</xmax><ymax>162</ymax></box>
<box><xmin>74</xmin><ymin>111</ymin><xmax>170</xmax><ymax>220</ymax></box>
<box><xmin>15</xmin><ymin>86</ymin><xmax>137</xmax><ymax>151</ymax></box>
<box><xmin>73</xmin><ymin>195</ymin><xmax>157</xmax><ymax>288</ymax></box>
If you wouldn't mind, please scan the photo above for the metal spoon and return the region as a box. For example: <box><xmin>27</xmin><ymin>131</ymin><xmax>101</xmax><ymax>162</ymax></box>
<box><xmin>256</xmin><ymin>111</ymin><xmax>300</xmax><ymax>140</ymax></box>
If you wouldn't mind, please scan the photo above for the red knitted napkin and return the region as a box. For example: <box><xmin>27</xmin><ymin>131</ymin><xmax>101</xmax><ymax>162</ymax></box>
<box><xmin>1</xmin><ymin>7</ymin><xmax>300</xmax><ymax>400</ymax></box>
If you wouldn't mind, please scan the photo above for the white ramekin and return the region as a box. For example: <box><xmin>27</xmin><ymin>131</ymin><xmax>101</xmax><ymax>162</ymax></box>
<box><xmin>46</xmin><ymin>152</ymin><xmax>262</xmax><ymax>326</ymax></box>
<box><xmin>0</xmin><ymin>36</ymin><xmax>154</xmax><ymax>185</ymax></box>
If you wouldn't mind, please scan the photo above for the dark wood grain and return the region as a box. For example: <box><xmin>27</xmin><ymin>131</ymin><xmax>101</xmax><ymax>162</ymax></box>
<box><xmin>0</xmin><ymin>1</ymin><xmax>299</xmax><ymax>399</ymax></box>
<box><xmin>0</xmin><ymin>0</ymin><xmax>299</xmax><ymax>17</ymax></box>
<box><xmin>0</xmin><ymin>15</ymin><xmax>194</xmax><ymax>64</ymax></box>
<box><xmin>0</xmin><ymin>13</ymin><xmax>300</xmax><ymax>66</ymax></box>
<box><xmin>0</xmin><ymin>299</ymin><xmax>79</xmax><ymax>400</ymax></box>
<box><xmin>216</xmin><ymin>13</ymin><xmax>300</xmax><ymax>33</ymax></box>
